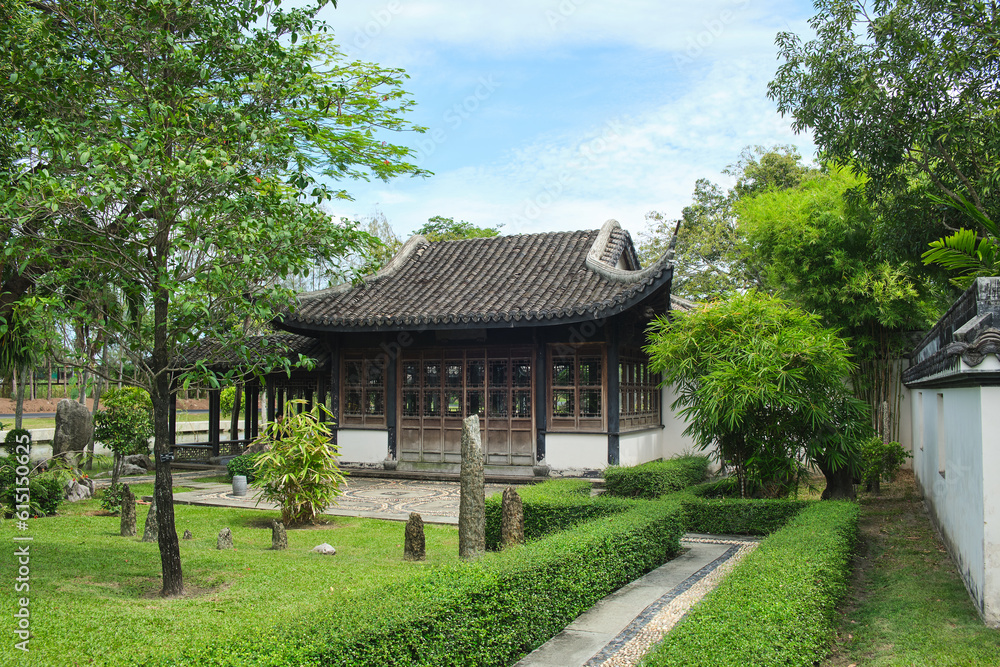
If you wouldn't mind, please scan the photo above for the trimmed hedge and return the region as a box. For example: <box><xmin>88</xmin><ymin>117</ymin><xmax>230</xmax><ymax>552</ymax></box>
<box><xmin>642</xmin><ymin>500</ymin><xmax>859</xmax><ymax>667</ymax></box>
<box><xmin>484</xmin><ymin>478</ymin><xmax>636</xmax><ymax>550</ymax></box>
<box><xmin>603</xmin><ymin>455</ymin><xmax>710</xmax><ymax>499</ymax></box>
<box><xmin>681</xmin><ymin>495</ymin><xmax>809</xmax><ymax>536</ymax></box>
<box><xmin>168</xmin><ymin>498</ymin><xmax>687</xmax><ymax>667</ymax></box>
<box><xmin>226</xmin><ymin>453</ymin><xmax>258</xmax><ymax>483</ymax></box>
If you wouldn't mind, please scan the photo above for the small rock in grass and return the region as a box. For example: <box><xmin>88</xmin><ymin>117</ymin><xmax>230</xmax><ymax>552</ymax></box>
<box><xmin>312</xmin><ymin>543</ymin><xmax>336</xmax><ymax>555</ymax></box>
<box><xmin>217</xmin><ymin>527</ymin><xmax>233</xmax><ymax>550</ymax></box>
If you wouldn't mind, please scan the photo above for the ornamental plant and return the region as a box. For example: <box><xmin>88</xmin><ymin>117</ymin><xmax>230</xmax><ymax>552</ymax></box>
<box><xmin>93</xmin><ymin>387</ymin><xmax>154</xmax><ymax>488</ymax></box>
<box><xmin>858</xmin><ymin>436</ymin><xmax>911</xmax><ymax>494</ymax></box>
<box><xmin>645</xmin><ymin>291</ymin><xmax>871</xmax><ymax>499</ymax></box>
<box><xmin>251</xmin><ymin>400</ymin><xmax>346</xmax><ymax>526</ymax></box>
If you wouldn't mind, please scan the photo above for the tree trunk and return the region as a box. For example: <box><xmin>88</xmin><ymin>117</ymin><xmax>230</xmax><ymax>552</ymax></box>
<box><xmin>86</xmin><ymin>344</ymin><xmax>109</xmax><ymax>470</ymax></box>
<box><xmin>229</xmin><ymin>382</ymin><xmax>242</xmax><ymax>442</ymax></box>
<box><xmin>152</xmin><ymin>286</ymin><xmax>183</xmax><ymax>596</ymax></box>
<box><xmin>14</xmin><ymin>366</ymin><xmax>25</xmax><ymax>430</ymax></box>
<box><xmin>818</xmin><ymin>460</ymin><xmax>856</xmax><ymax>501</ymax></box>
<box><xmin>46</xmin><ymin>359</ymin><xmax>52</xmax><ymax>401</ymax></box>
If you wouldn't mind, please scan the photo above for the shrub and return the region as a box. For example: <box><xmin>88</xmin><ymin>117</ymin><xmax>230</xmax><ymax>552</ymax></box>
<box><xmin>99</xmin><ymin>483</ymin><xmax>128</xmax><ymax>514</ymax></box>
<box><xmin>226</xmin><ymin>453</ymin><xmax>258</xmax><ymax>483</ymax></box>
<box><xmin>643</xmin><ymin>501</ymin><xmax>859</xmax><ymax>667</ymax></box>
<box><xmin>603</xmin><ymin>455</ymin><xmax>710</xmax><ymax>499</ymax></box>
<box><xmin>0</xmin><ymin>463</ymin><xmax>63</xmax><ymax>517</ymax></box>
<box><xmin>101</xmin><ymin>386</ymin><xmax>153</xmax><ymax>411</ymax></box>
<box><xmin>169</xmin><ymin>498</ymin><xmax>686</xmax><ymax>667</ymax></box>
<box><xmin>220</xmin><ymin>385</ymin><xmax>242</xmax><ymax>417</ymax></box>
<box><xmin>3</xmin><ymin>428</ymin><xmax>31</xmax><ymax>456</ymax></box>
<box><xmin>252</xmin><ymin>400</ymin><xmax>346</xmax><ymax>526</ymax></box>
<box><xmin>681</xmin><ymin>494</ymin><xmax>809</xmax><ymax>535</ymax></box>
<box><xmin>858</xmin><ymin>436</ymin><xmax>911</xmax><ymax>489</ymax></box>
<box><xmin>484</xmin><ymin>478</ymin><xmax>636</xmax><ymax>550</ymax></box>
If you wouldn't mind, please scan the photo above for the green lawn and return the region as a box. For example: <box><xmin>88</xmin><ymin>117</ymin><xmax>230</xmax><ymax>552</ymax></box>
<box><xmin>6</xmin><ymin>411</ymin><xmax>220</xmax><ymax>432</ymax></box>
<box><xmin>0</xmin><ymin>486</ymin><xmax>460</xmax><ymax>666</ymax></box>
<box><xmin>825</xmin><ymin>471</ymin><xmax>1000</xmax><ymax>666</ymax></box>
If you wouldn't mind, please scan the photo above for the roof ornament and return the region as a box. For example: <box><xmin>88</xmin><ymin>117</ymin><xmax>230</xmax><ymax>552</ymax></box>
<box><xmin>585</xmin><ymin>219</ymin><xmax>673</xmax><ymax>284</ymax></box>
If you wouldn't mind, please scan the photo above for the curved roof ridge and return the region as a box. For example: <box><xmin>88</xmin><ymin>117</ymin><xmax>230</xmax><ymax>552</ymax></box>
<box><xmin>585</xmin><ymin>219</ymin><xmax>672</xmax><ymax>284</ymax></box>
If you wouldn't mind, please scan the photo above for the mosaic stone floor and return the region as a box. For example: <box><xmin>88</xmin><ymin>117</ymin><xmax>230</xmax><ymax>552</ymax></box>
<box><xmin>174</xmin><ymin>477</ymin><xmax>509</xmax><ymax>524</ymax></box>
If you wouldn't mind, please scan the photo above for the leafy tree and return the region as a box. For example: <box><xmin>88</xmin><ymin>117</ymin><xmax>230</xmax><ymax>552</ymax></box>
<box><xmin>638</xmin><ymin>146</ymin><xmax>814</xmax><ymax>300</ymax></box>
<box><xmin>769</xmin><ymin>0</ymin><xmax>1000</xmax><ymax>224</ymax></box>
<box><xmin>737</xmin><ymin>166</ymin><xmax>934</xmax><ymax>441</ymax></box>
<box><xmin>2</xmin><ymin>0</ymin><xmax>425</xmax><ymax>595</ymax></box>
<box><xmin>413</xmin><ymin>216</ymin><xmax>501</xmax><ymax>242</ymax></box>
<box><xmin>252</xmin><ymin>400</ymin><xmax>345</xmax><ymax>526</ymax></box>
<box><xmin>921</xmin><ymin>193</ymin><xmax>1000</xmax><ymax>288</ymax></box>
<box><xmin>646</xmin><ymin>291</ymin><xmax>870</xmax><ymax>500</ymax></box>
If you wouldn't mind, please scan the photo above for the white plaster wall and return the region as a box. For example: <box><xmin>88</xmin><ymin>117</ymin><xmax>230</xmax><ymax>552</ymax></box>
<box><xmin>336</xmin><ymin>429</ymin><xmax>388</xmax><ymax>464</ymax></box>
<box><xmin>896</xmin><ymin>361</ymin><xmax>914</xmax><ymax>466</ymax></box>
<box><xmin>545</xmin><ymin>433</ymin><xmax>607</xmax><ymax>471</ymax></box>
<box><xmin>981</xmin><ymin>386</ymin><xmax>1000</xmax><ymax>626</ymax></box>
<box><xmin>619</xmin><ymin>430</ymin><xmax>659</xmax><ymax>467</ymax></box>
<box><xmin>914</xmin><ymin>386</ymin><xmax>987</xmax><ymax>619</ymax></box>
<box><xmin>661</xmin><ymin>384</ymin><xmax>699</xmax><ymax>457</ymax></box>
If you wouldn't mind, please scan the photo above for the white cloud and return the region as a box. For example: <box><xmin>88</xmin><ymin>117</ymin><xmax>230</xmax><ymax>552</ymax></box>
<box><xmin>339</xmin><ymin>54</ymin><xmax>814</xmax><ymax>241</ymax></box>
<box><xmin>324</xmin><ymin>0</ymin><xmax>811</xmax><ymax>63</ymax></box>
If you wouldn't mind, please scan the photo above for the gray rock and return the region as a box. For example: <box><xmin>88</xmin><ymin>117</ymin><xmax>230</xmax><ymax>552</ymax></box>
<box><xmin>241</xmin><ymin>440</ymin><xmax>271</xmax><ymax>456</ymax></box>
<box><xmin>52</xmin><ymin>399</ymin><xmax>93</xmax><ymax>462</ymax></box>
<box><xmin>217</xmin><ymin>527</ymin><xmax>233</xmax><ymax>550</ymax></box>
<box><xmin>120</xmin><ymin>485</ymin><xmax>136</xmax><ymax>537</ymax></box>
<box><xmin>271</xmin><ymin>520</ymin><xmax>287</xmax><ymax>550</ymax></box>
<box><xmin>500</xmin><ymin>486</ymin><xmax>525</xmax><ymax>549</ymax></box>
<box><xmin>64</xmin><ymin>477</ymin><xmax>95</xmax><ymax>502</ymax></box>
<box><xmin>123</xmin><ymin>454</ymin><xmax>152</xmax><ymax>470</ymax></box>
<box><xmin>119</xmin><ymin>463</ymin><xmax>146</xmax><ymax>477</ymax></box>
<box><xmin>404</xmin><ymin>512</ymin><xmax>425</xmax><ymax>561</ymax></box>
<box><xmin>311</xmin><ymin>542</ymin><xmax>336</xmax><ymax>555</ymax></box>
<box><xmin>141</xmin><ymin>497</ymin><xmax>158</xmax><ymax>543</ymax></box>
<box><xmin>459</xmin><ymin>414</ymin><xmax>485</xmax><ymax>560</ymax></box>
<box><xmin>183</xmin><ymin>529</ymin><xmax>193</xmax><ymax>540</ymax></box>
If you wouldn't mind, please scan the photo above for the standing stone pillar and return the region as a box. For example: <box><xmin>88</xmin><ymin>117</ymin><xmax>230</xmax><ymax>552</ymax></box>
<box><xmin>217</xmin><ymin>527</ymin><xmax>233</xmax><ymax>550</ymax></box>
<box><xmin>271</xmin><ymin>520</ymin><xmax>287</xmax><ymax>550</ymax></box>
<box><xmin>141</xmin><ymin>496</ymin><xmax>158</xmax><ymax>542</ymax></box>
<box><xmin>500</xmin><ymin>486</ymin><xmax>524</xmax><ymax>549</ymax></box>
<box><xmin>404</xmin><ymin>512</ymin><xmax>425</xmax><ymax>561</ymax></box>
<box><xmin>120</xmin><ymin>485</ymin><xmax>136</xmax><ymax>537</ymax></box>
<box><xmin>459</xmin><ymin>414</ymin><xmax>485</xmax><ymax>560</ymax></box>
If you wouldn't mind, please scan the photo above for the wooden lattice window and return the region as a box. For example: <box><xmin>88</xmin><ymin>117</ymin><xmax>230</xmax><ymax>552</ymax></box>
<box><xmin>619</xmin><ymin>348</ymin><xmax>661</xmax><ymax>431</ymax></box>
<box><xmin>549</xmin><ymin>343</ymin><xmax>605</xmax><ymax>432</ymax></box>
<box><xmin>342</xmin><ymin>352</ymin><xmax>386</xmax><ymax>427</ymax></box>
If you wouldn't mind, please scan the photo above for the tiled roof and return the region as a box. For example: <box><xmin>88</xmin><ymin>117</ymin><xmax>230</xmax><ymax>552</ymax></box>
<box><xmin>178</xmin><ymin>333</ymin><xmax>328</xmax><ymax>371</ymax></box>
<box><xmin>278</xmin><ymin>220</ymin><xmax>674</xmax><ymax>333</ymax></box>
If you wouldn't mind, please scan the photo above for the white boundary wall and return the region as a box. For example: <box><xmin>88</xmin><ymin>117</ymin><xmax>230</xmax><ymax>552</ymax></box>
<box><xmin>911</xmin><ymin>385</ymin><xmax>1000</xmax><ymax>626</ymax></box>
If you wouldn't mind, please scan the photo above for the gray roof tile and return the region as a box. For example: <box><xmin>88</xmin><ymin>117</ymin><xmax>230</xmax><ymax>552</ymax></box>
<box><xmin>280</xmin><ymin>220</ymin><xmax>674</xmax><ymax>332</ymax></box>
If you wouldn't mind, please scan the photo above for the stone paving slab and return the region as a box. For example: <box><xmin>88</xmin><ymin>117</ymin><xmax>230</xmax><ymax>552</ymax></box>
<box><xmin>169</xmin><ymin>477</ymin><xmax>510</xmax><ymax>525</ymax></box>
<box><xmin>516</xmin><ymin>536</ymin><xmax>760</xmax><ymax>667</ymax></box>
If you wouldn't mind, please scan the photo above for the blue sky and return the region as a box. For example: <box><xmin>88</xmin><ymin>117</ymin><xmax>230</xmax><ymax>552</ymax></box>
<box><xmin>311</xmin><ymin>0</ymin><xmax>820</xmax><ymax>242</ymax></box>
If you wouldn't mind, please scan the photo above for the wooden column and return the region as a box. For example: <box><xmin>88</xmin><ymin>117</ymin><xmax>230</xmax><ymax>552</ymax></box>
<box><xmin>606</xmin><ymin>322</ymin><xmax>620</xmax><ymax>466</ymax></box>
<box><xmin>386</xmin><ymin>348</ymin><xmax>398</xmax><ymax>460</ymax></box>
<box><xmin>328</xmin><ymin>335</ymin><xmax>340</xmax><ymax>446</ymax></box>
<box><xmin>242</xmin><ymin>379</ymin><xmax>252</xmax><ymax>446</ymax></box>
<box><xmin>208</xmin><ymin>387</ymin><xmax>221</xmax><ymax>458</ymax></box>
<box><xmin>534</xmin><ymin>330</ymin><xmax>548</xmax><ymax>463</ymax></box>
<box><xmin>266</xmin><ymin>380</ymin><xmax>275</xmax><ymax>425</ymax></box>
